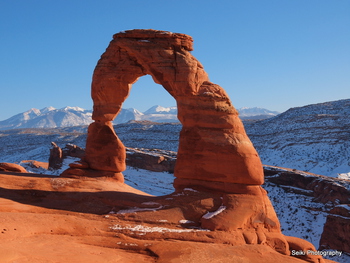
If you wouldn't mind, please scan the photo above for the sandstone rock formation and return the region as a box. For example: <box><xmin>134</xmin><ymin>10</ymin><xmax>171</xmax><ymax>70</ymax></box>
<box><xmin>21</xmin><ymin>160</ymin><xmax>49</xmax><ymax>170</ymax></box>
<box><xmin>48</xmin><ymin>142</ymin><xmax>63</xmax><ymax>169</ymax></box>
<box><xmin>49</xmin><ymin>143</ymin><xmax>85</xmax><ymax>170</ymax></box>
<box><xmin>58</xmin><ymin>143</ymin><xmax>176</xmax><ymax>173</ymax></box>
<box><xmin>125</xmin><ymin>147</ymin><xmax>176</xmax><ymax>173</ymax></box>
<box><xmin>61</xmin><ymin>29</ymin><xmax>326</xmax><ymax>262</ymax></box>
<box><xmin>320</xmin><ymin>204</ymin><xmax>350</xmax><ymax>253</ymax></box>
<box><xmin>63</xmin><ymin>29</ymin><xmax>263</xmax><ymax>190</ymax></box>
<box><xmin>62</xmin><ymin>143</ymin><xmax>85</xmax><ymax>159</ymax></box>
<box><xmin>0</xmin><ymin>171</ymin><xmax>339</xmax><ymax>263</ymax></box>
<box><xmin>0</xmin><ymin>162</ymin><xmax>27</xmax><ymax>173</ymax></box>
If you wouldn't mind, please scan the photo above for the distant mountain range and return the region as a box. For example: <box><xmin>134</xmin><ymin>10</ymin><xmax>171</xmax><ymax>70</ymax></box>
<box><xmin>0</xmin><ymin>99</ymin><xmax>349</xmax><ymax>178</ymax></box>
<box><xmin>238</xmin><ymin>107</ymin><xmax>280</xmax><ymax>120</ymax></box>
<box><xmin>0</xmin><ymin>106</ymin><xmax>93</xmax><ymax>130</ymax></box>
<box><xmin>0</xmin><ymin>105</ymin><xmax>278</xmax><ymax>130</ymax></box>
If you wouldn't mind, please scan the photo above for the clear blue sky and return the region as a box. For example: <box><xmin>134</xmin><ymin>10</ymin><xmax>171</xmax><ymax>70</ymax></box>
<box><xmin>0</xmin><ymin>0</ymin><xmax>349</xmax><ymax>120</ymax></box>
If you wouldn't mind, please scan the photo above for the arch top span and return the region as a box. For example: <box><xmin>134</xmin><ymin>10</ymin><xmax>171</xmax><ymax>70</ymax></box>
<box><xmin>113</xmin><ymin>29</ymin><xmax>194</xmax><ymax>51</ymax></box>
<box><xmin>91</xmin><ymin>29</ymin><xmax>209</xmax><ymax>122</ymax></box>
<box><xmin>64</xmin><ymin>29</ymin><xmax>264</xmax><ymax>193</ymax></box>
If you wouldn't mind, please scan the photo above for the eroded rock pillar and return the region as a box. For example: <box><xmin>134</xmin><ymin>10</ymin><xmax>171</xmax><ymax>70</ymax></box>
<box><xmin>84</xmin><ymin>122</ymin><xmax>125</xmax><ymax>172</ymax></box>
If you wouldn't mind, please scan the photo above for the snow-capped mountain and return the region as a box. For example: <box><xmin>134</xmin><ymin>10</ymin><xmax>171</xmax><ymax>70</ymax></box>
<box><xmin>140</xmin><ymin>105</ymin><xmax>178</xmax><ymax>123</ymax></box>
<box><xmin>0</xmin><ymin>106</ymin><xmax>93</xmax><ymax>130</ymax></box>
<box><xmin>113</xmin><ymin>108</ymin><xmax>144</xmax><ymax>124</ymax></box>
<box><xmin>245</xmin><ymin>99</ymin><xmax>350</xmax><ymax>178</ymax></box>
<box><xmin>143</xmin><ymin>105</ymin><xmax>177</xmax><ymax>114</ymax></box>
<box><xmin>237</xmin><ymin>107</ymin><xmax>279</xmax><ymax>120</ymax></box>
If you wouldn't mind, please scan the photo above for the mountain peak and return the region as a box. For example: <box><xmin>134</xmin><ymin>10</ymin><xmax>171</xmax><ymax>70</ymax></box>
<box><xmin>60</xmin><ymin>106</ymin><xmax>86</xmax><ymax>112</ymax></box>
<box><xmin>144</xmin><ymin>105</ymin><xmax>177</xmax><ymax>115</ymax></box>
<box><xmin>0</xmin><ymin>106</ymin><xmax>92</xmax><ymax>130</ymax></box>
<box><xmin>40</xmin><ymin>106</ymin><xmax>56</xmax><ymax>113</ymax></box>
<box><xmin>126</xmin><ymin>108</ymin><xmax>144</xmax><ymax>115</ymax></box>
<box><xmin>237</xmin><ymin>107</ymin><xmax>280</xmax><ymax>118</ymax></box>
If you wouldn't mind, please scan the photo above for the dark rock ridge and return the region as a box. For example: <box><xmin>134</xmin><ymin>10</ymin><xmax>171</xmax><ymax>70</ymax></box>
<box><xmin>49</xmin><ymin>143</ymin><xmax>176</xmax><ymax>173</ymax></box>
<box><xmin>126</xmin><ymin>147</ymin><xmax>177</xmax><ymax>173</ymax></box>
<box><xmin>264</xmin><ymin>166</ymin><xmax>350</xmax><ymax>204</ymax></box>
<box><xmin>49</xmin><ymin>143</ymin><xmax>85</xmax><ymax>170</ymax></box>
<box><xmin>319</xmin><ymin>204</ymin><xmax>350</xmax><ymax>254</ymax></box>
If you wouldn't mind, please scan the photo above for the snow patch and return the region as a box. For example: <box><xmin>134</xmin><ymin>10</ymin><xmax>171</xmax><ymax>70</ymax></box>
<box><xmin>338</xmin><ymin>172</ymin><xmax>350</xmax><ymax>180</ymax></box>
<box><xmin>202</xmin><ymin>205</ymin><xmax>226</xmax><ymax>219</ymax></box>
<box><xmin>117</xmin><ymin>206</ymin><xmax>163</xmax><ymax>214</ymax></box>
<box><xmin>183</xmin><ymin>188</ymin><xmax>199</xmax><ymax>192</ymax></box>
<box><xmin>141</xmin><ymin>201</ymin><xmax>161</xmax><ymax>206</ymax></box>
<box><xmin>179</xmin><ymin>219</ymin><xmax>195</xmax><ymax>224</ymax></box>
<box><xmin>111</xmin><ymin>224</ymin><xmax>209</xmax><ymax>233</ymax></box>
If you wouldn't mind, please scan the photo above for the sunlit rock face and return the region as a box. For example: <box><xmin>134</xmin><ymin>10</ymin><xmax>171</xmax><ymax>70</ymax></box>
<box><xmin>67</xmin><ymin>29</ymin><xmax>264</xmax><ymax>190</ymax></box>
<box><xmin>60</xmin><ymin>30</ymin><xmax>325</xmax><ymax>262</ymax></box>
<box><xmin>0</xmin><ymin>162</ymin><xmax>27</xmax><ymax>173</ymax></box>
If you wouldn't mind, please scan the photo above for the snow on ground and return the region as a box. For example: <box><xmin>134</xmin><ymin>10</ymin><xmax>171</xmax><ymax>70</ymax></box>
<box><xmin>116</xmin><ymin>205</ymin><xmax>164</xmax><ymax>214</ymax></box>
<box><xmin>264</xmin><ymin>181</ymin><xmax>328</xmax><ymax>247</ymax></box>
<box><xmin>123</xmin><ymin>166</ymin><xmax>175</xmax><ymax>196</ymax></box>
<box><xmin>264</xmin><ymin>181</ymin><xmax>350</xmax><ymax>263</ymax></box>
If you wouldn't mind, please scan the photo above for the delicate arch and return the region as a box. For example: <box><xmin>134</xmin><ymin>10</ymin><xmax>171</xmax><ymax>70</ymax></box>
<box><xmin>66</xmin><ymin>29</ymin><xmax>264</xmax><ymax>193</ymax></box>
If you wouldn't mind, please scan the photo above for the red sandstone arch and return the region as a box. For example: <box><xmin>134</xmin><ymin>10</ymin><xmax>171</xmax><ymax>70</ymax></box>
<box><xmin>59</xmin><ymin>30</ymin><xmax>327</xmax><ymax>262</ymax></box>
<box><xmin>66</xmin><ymin>29</ymin><xmax>264</xmax><ymax>193</ymax></box>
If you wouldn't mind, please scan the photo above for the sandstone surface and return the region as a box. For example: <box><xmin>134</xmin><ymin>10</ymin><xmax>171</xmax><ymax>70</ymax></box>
<box><xmin>0</xmin><ymin>162</ymin><xmax>27</xmax><ymax>173</ymax></box>
<box><xmin>21</xmin><ymin>160</ymin><xmax>49</xmax><ymax>170</ymax></box>
<box><xmin>0</xmin><ymin>171</ymin><xmax>336</xmax><ymax>263</ymax></box>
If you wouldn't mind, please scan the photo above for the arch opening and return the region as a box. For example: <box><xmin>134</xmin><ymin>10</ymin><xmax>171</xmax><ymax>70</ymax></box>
<box><xmin>122</xmin><ymin>74</ymin><xmax>177</xmax><ymax>115</ymax></box>
<box><xmin>115</xmin><ymin>74</ymin><xmax>180</xmax><ymax>196</ymax></box>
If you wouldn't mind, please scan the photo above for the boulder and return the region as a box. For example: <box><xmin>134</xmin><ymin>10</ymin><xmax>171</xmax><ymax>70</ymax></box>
<box><xmin>0</xmin><ymin>162</ymin><xmax>27</xmax><ymax>173</ymax></box>
<box><xmin>21</xmin><ymin>160</ymin><xmax>49</xmax><ymax>169</ymax></box>
<box><xmin>125</xmin><ymin>147</ymin><xmax>176</xmax><ymax>173</ymax></box>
